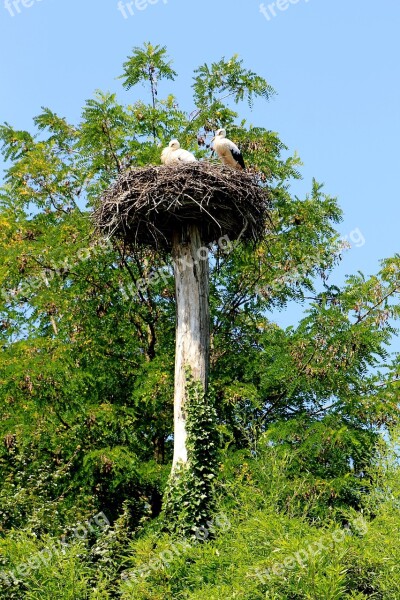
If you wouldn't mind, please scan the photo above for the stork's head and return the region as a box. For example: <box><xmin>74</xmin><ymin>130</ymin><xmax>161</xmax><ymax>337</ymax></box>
<box><xmin>215</xmin><ymin>128</ymin><xmax>227</xmax><ymax>139</ymax></box>
<box><xmin>169</xmin><ymin>139</ymin><xmax>181</xmax><ymax>150</ymax></box>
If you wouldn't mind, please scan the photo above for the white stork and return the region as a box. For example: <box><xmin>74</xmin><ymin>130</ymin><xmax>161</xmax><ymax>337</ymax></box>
<box><xmin>161</xmin><ymin>139</ymin><xmax>197</xmax><ymax>165</ymax></box>
<box><xmin>212</xmin><ymin>129</ymin><xmax>246</xmax><ymax>170</ymax></box>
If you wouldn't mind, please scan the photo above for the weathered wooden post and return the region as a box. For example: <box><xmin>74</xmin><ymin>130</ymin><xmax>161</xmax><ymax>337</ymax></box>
<box><xmin>172</xmin><ymin>225</ymin><xmax>210</xmax><ymax>468</ymax></box>
<box><xmin>95</xmin><ymin>162</ymin><xmax>269</xmax><ymax>527</ymax></box>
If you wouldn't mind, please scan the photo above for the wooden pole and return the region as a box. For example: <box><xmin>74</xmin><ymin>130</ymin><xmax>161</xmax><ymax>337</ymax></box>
<box><xmin>171</xmin><ymin>225</ymin><xmax>210</xmax><ymax>469</ymax></box>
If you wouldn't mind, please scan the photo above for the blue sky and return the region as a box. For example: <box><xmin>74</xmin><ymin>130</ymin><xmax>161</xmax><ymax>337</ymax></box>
<box><xmin>1</xmin><ymin>0</ymin><xmax>399</xmax><ymax>348</ymax></box>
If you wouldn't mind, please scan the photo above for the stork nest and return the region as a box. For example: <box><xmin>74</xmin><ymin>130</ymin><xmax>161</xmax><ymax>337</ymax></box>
<box><xmin>94</xmin><ymin>162</ymin><xmax>271</xmax><ymax>250</ymax></box>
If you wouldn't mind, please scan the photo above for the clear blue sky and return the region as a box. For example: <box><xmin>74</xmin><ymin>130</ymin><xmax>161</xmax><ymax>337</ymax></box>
<box><xmin>1</xmin><ymin>0</ymin><xmax>399</xmax><ymax>348</ymax></box>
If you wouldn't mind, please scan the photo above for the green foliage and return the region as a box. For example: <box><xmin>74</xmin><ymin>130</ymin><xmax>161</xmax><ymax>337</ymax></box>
<box><xmin>0</xmin><ymin>42</ymin><xmax>399</xmax><ymax>598</ymax></box>
<box><xmin>0</xmin><ymin>532</ymin><xmax>91</xmax><ymax>600</ymax></box>
<box><xmin>1</xmin><ymin>439</ymin><xmax>400</xmax><ymax>598</ymax></box>
<box><xmin>116</xmin><ymin>437</ymin><xmax>400</xmax><ymax>599</ymax></box>
<box><xmin>163</xmin><ymin>375</ymin><xmax>219</xmax><ymax>537</ymax></box>
<box><xmin>252</xmin><ymin>416</ymin><xmax>376</xmax><ymax>523</ymax></box>
<box><xmin>192</xmin><ymin>54</ymin><xmax>276</xmax><ymax>109</ymax></box>
<box><xmin>119</xmin><ymin>42</ymin><xmax>177</xmax><ymax>95</ymax></box>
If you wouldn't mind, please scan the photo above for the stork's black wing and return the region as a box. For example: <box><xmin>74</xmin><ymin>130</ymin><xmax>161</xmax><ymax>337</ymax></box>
<box><xmin>231</xmin><ymin>147</ymin><xmax>246</xmax><ymax>170</ymax></box>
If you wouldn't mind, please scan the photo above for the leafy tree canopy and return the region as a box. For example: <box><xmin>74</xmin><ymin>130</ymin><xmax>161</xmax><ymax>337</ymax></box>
<box><xmin>0</xmin><ymin>44</ymin><xmax>399</xmax><ymax>554</ymax></box>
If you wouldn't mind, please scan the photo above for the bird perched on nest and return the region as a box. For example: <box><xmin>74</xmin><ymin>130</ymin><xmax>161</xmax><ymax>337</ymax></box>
<box><xmin>161</xmin><ymin>139</ymin><xmax>197</xmax><ymax>165</ymax></box>
<box><xmin>212</xmin><ymin>129</ymin><xmax>246</xmax><ymax>170</ymax></box>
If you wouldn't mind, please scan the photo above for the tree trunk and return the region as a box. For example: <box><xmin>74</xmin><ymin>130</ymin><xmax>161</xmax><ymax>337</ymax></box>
<box><xmin>172</xmin><ymin>225</ymin><xmax>210</xmax><ymax>469</ymax></box>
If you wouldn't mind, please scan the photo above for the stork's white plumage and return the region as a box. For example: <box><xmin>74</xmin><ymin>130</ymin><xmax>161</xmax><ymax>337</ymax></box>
<box><xmin>161</xmin><ymin>139</ymin><xmax>197</xmax><ymax>165</ymax></box>
<box><xmin>212</xmin><ymin>129</ymin><xmax>246</xmax><ymax>170</ymax></box>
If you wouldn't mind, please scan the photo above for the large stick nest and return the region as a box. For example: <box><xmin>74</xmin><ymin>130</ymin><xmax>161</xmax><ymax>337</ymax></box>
<box><xmin>94</xmin><ymin>162</ymin><xmax>271</xmax><ymax>250</ymax></box>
